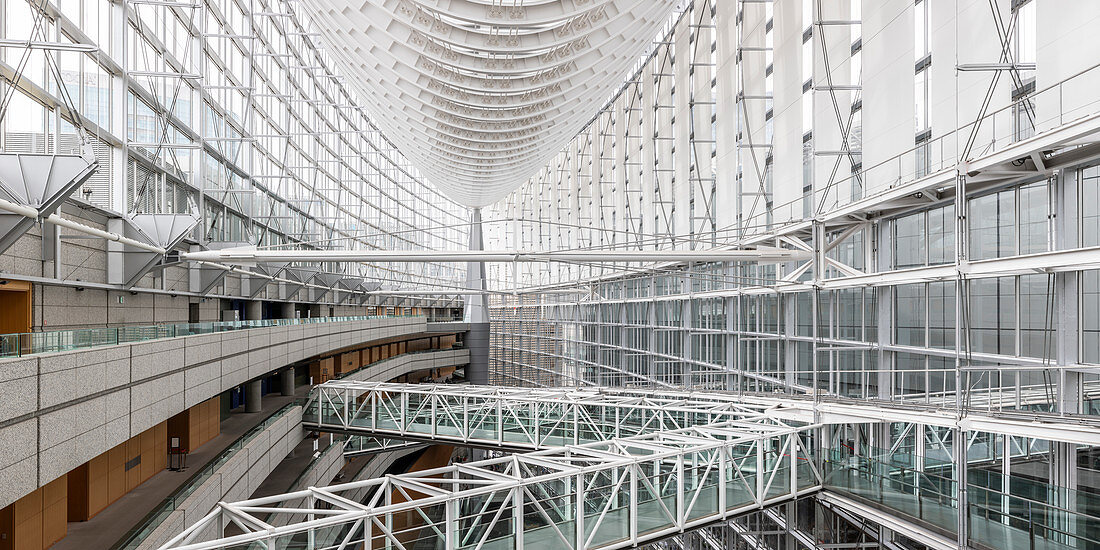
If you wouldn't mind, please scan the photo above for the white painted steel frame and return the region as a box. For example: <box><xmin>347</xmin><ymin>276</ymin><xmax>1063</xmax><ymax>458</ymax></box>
<box><xmin>158</xmin><ymin>416</ymin><xmax>821</xmax><ymax>550</ymax></box>
<box><xmin>0</xmin><ymin>0</ymin><xmax>470</xmax><ymax>309</ymax></box>
<box><xmin>179</xmin><ymin>247</ymin><xmax>815</xmax><ymax>265</ymax></box>
<box><xmin>300</xmin><ymin>0</ymin><xmax>686</xmax><ymax>207</ymax></box>
<box><xmin>304</xmin><ymin>381</ymin><xmax>804</xmax><ymax>451</ymax></box>
<box><xmin>309</xmin><ymin>382</ymin><xmax>1100</xmax><ymax>449</ymax></box>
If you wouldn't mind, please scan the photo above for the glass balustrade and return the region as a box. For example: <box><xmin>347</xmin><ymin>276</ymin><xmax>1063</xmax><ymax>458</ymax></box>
<box><xmin>112</xmin><ymin>403</ymin><xmax>302</xmax><ymax>550</ymax></box>
<box><xmin>0</xmin><ymin>314</ymin><xmax>420</xmax><ymax>358</ymax></box>
<box><xmin>824</xmin><ymin>446</ymin><xmax>1100</xmax><ymax>550</ymax></box>
<box><xmin>211</xmin><ymin>442</ymin><xmax>816</xmax><ymax>550</ymax></box>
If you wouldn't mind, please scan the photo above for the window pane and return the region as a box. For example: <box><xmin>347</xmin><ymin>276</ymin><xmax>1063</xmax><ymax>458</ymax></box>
<box><xmin>969</xmin><ymin>191</ymin><xmax>1016</xmax><ymax>260</ymax></box>
<box><xmin>896</xmin><ymin>284</ymin><xmax>926</xmax><ymax>347</ymax></box>
<box><xmin>970</xmin><ymin>278</ymin><xmax>1016</xmax><ymax>355</ymax></box>
<box><xmin>1083</xmin><ymin>170</ymin><xmax>1100</xmax><ymax>247</ymax></box>
<box><xmin>928</xmin><ymin>281</ymin><xmax>955</xmax><ymax>350</ymax></box>
<box><xmin>1018</xmin><ymin>182</ymin><xmax>1048</xmax><ymax>255</ymax></box>
<box><xmin>928</xmin><ymin>204</ymin><xmax>955</xmax><ymax>264</ymax></box>
<box><xmin>895</xmin><ymin>213</ymin><xmax>926</xmax><ymax>268</ymax></box>
<box><xmin>1019</xmin><ymin>274</ymin><xmax>1053</xmax><ymax>358</ymax></box>
<box><xmin>1084</xmin><ymin>270</ymin><xmax>1100</xmax><ymax>364</ymax></box>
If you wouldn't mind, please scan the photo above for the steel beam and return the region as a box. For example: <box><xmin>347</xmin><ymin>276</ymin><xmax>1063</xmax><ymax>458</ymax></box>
<box><xmin>179</xmin><ymin>247</ymin><xmax>813</xmax><ymax>265</ymax></box>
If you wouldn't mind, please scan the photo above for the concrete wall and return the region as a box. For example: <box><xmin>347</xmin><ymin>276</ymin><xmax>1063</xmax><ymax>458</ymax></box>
<box><xmin>341</xmin><ymin>349</ymin><xmax>470</xmax><ymax>383</ymax></box>
<box><xmin>0</xmin><ymin>204</ymin><xmax>454</xmax><ymax>333</ymax></box>
<box><xmin>137</xmin><ymin>406</ymin><xmax>305</xmax><ymax>550</ymax></box>
<box><xmin>293</xmin><ymin>440</ymin><xmax>345</xmax><ymax>494</ymax></box>
<box><xmin>0</xmin><ymin>316</ymin><xmax>426</xmax><ymax>509</ymax></box>
<box><xmin>135</xmin><ymin>346</ymin><xmax>469</xmax><ymax>545</ymax></box>
<box><xmin>34</xmin><ymin>286</ymin><xmax>223</xmax><ymax>331</ymax></box>
<box><xmin>268</xmin><ymin>446</ymin><xmax>422</xmax><ymax>530</ymax></box>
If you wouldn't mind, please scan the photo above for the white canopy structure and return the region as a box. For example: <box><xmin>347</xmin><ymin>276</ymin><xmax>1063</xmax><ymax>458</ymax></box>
<box><xmin>301</xmin><ymin>0</ymin><xmax>684</xmax><ymax>207</ymax></box>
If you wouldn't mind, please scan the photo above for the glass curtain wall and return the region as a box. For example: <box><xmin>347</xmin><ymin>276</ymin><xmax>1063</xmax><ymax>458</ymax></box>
<box><xmin>0</xmin><ymin>0</ymin><xmax>468</xmax><ymax>293</ymax></box>
<box><xmin>485</xmin><ymin>0</ymin><xmax>1100</xmax><ymax>421</ymax></box>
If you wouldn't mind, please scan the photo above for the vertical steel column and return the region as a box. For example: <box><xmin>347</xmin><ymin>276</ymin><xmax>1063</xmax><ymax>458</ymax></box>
<box><xmin>683</xmin><ymin>266</ymin><xmax>694</xmax><ymax>388</ymax></box>
<box><xmin>1052</xmin><ymin>168</ymin><xmax>1080</xmax><ymax>541</ymax></box>
<box><xmin>575</xmin><ymin>471</ymin><xmax>585</xmax><ymax>550</ymax></box>
<box><xmin>812</xmin><ymin>222</ymin><xmax>825</xmax><ymax>414</ymax></box>
<box><xmin>464</xmin><ymin>208</ymin><xmax>491</xmax><ymax>385</ymax></box>
<box><xmin>513</xmin><ymin>487</ymin><xmax>524</xmax><ymax>548</ymax></box>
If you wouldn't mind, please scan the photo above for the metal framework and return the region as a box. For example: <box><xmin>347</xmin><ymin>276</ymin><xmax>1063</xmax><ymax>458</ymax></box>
<box><xmin>298</xmin><ymin>0</ymin><xmax>685</xmax><ymax>207</ymax></box>
<box><xmin>485</xmin><ymin>0</ymin><xmax>1100</xmax><ymax>419</ymax></box>
<box><xmin>167</xmin><ymin>380</ymin><xmax>1100</xmax><ymax>549</ymax></box>
<box><xmin>310</xmin><ymin>381</ymin><xmax>1100</xmax><ymax>450</ymax></box>
<box><xmin>159</xmin><ymin>409</ymin><xmax>820</xmax><ymax>549</ymax></box>
<box><xmin>179</xmin><ymin>246</ymin><xmax>814</xmax><ymax>265</ymax></box>
<box><xmin>0</xmin><ymin>0</ymin><xmax>471</xmax><ymax>310</ymax></box>
<box><xmin>303</xmin><ymin>381</ymin><xmax>817</xmax><ymax>451</ymax></box>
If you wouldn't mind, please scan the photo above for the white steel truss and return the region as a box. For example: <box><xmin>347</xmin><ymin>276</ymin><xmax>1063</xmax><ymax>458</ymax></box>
<box><xmin>165</xmin><ymin>381</ymin><xmax>1100</xmax><ymax>550</ymax></box>
<box><xmin>298</xmin><ymin>0</ymin><xmax>686</xmax><ymax>207</ymax></box>
<box><xmin>303</xmin><ymin>380</ymin><xmax>805</xmax><ymax>451</ymax></box>
<box><xmin>179</xmin><ymin>246</ymin><xmax>814</xmax><ymax>265</ymax></box>
<box><xmin>307</xmin><ymin>381</ymin><xmax>1100</xmax><ymax>450</ymax></box>
<box><xmin>158</xmin><ymin>414</ymin><xmax>821</xmax><ymax>549</ymax></box>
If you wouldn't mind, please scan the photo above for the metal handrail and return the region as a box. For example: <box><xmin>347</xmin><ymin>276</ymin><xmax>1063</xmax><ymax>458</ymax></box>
<box><xmin>111</xmin><ymin>402</ymin><xmax>302</xmax><ymax>550</ymax></box>
<box><xmin>0</xmin><ymin>314</ymin><xmax>422</xmax><ymax>358</ymax></box>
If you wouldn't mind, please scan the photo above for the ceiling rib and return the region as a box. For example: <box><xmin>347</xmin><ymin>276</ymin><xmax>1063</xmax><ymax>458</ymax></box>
<box><xmin>302</xmin><ymin>0</ymin><xmax>682</xmax><ymax>207</ymax></box>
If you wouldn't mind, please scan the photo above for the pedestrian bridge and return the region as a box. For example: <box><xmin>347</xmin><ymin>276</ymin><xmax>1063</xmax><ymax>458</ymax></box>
<box><xmin>157</xmin><ymin>382</ymin><xmax>1100</xmax><ymax>550</ymax></box>
<box><xmin>157</xmin><ymin>383</ymin><xmax>822</xmax><ymax>550</ymax></box>
<box><xmin>305</xmin><ymin>381</ymin><xmax>818</xmax><ymax>451</ymax></box>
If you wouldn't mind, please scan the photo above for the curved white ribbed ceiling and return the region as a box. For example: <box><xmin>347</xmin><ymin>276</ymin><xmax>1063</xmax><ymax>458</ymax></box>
<box><xmin>303</xmin><ymin>0</ymin><xmax>683</xmax><ymax>207</ymax></box>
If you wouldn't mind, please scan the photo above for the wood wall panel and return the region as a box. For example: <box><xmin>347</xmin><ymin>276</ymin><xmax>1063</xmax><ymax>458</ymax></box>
<box><xmin>309</xmin><ymin>357</ymin><xmax>335</xmax><ymax>384</ymax></box>
<box><xmin>338</xmin><ymin>352</ymin><xmax>357</xmax><ymax>374</ymax></box>
<box><xmin>87</xmin><ymin>454</ymin><xmax>108</xmax><ymax>517</ymax></box>
<box><xmin>0</xmin><ymin>475</ymin><xmax>66</xmax><ymax>550</ymax></box>
<box><xmin>169</xmin><ymin>397</ymin><xmax>220</xmax><ymax>453</ymax></box>
<box><xmin>41</xmin><ymin>477</ymin><xmax>66</xmax><ymax>549</ymax></box>
<box><xmin>0</xmin><ymin>280</ymin><xmax>32</xmax><ymax>335</ymax></box>
<box><xmin>69</xmin><ymin>421</ymin><xmax>168</xmax><ymax>521</ymax></box>
<box><xmin>106</xmin><ymin>444</ymin><xmax>126</xmax><ymax>504</ymax></box>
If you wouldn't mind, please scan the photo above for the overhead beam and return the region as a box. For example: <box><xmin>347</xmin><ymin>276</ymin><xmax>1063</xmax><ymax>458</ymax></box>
<box><xmin>179</xmin><ymin>247</ymin><xmax>812</xmax><ymax>265</ymax></box>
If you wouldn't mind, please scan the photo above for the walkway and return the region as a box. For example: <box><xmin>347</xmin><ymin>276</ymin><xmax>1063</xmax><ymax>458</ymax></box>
<box><xmin>0</xmin><ymin>314</ymin><xmax>409</xmax><ymax>359</ymax></box>
<box><xmin>304</xmin><ymin>381</ymin><xmax>790</xmax><ymax>451</ymax></box>
<box><xmin>161</xmin><ymin>382</ymin><xmax>1100</xmax><ymax>550</ymax></box>
<box><xmin>54</xmin><ymin>385</ymin><xmax>310</xmax><ymax>550</ymax></box>
<box><xmin>156</xmin><ymin>400</ymin><xmax>819</xmax><ymax>550</ymax></box>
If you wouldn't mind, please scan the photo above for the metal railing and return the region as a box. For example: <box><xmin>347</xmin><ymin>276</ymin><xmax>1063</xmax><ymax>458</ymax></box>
<box><xmin>157</xmin><ymin>417</ymin><xmax>821</xmax><ymax>550</ymax></box>
<box><xmin>824</xmin><ymin>447</ymin><xmax>1100</xmax><ymax>550</ymax></box>
<box><xmin>747</xmin><ymin>61</ymin><xmax>1100</xmax><ymax>238</ymax></box>
<box><xmin>112</xmin><ymin>402</ymin><xmax>302</xmax><ymax>550</ymax></box>
<box><xmin>0</xmin><ymin>314</ymin><xmax>421</xmax><ymax>358</ymax></box>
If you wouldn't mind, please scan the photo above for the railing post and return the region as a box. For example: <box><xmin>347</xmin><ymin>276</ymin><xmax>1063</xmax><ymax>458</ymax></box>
<box><xmin>513</xmin><ymin>487</ymin><xmax>524</xmax><ymax>548</ymax></box>
<box><xmin>575</xmin><ymin>472</ymin><xmax>585</xmax><ymax>550</ymax></box>
<box><xmin>756</xmin><ymin>441</ymin><xmax>764</xmax><ymax>505</ymax></box>
<box><xmin>675</xmin><ymin>452</ymin><xmax>684</xmax><ymax>529</ymax></box>
<box><xmin>629</xmin><ymin>464</ymin><xmax>638</xmax><ymax>546</ymax></box>
<box><xmin>718</xmin><ymin>447</ymin><xmax>727</xmax><ymax>515</ymax></box>
<box><xmin>400</xmin><ymin>390</ymin><xmax>408</xmax><ymax>436</ymax></box>
<box><xmin>371</xmin><ymin>390</ymin><xmax>377</xmax><ymax>431</ymax></box>
<box><xmin>445</xmin><ymin>497</ymin><xmax>457</xmax><ymax>550</ymax></box>
<box><xmin>462</xmin><ymin>395</ymin><xmax>469</xmax><ymax>441</ymax></box>
<box><xmin>790</xmin><ymin>433</ymin><xmax>798</xmax><ymax>495</ymax></box>
<box><xmin>573</xmin><ymin>402</ymin><xmax>579</xmax><ymax>446</ymax></box>
<box><xmin>343</xmin><ymin>389</ymin><xmax>351</xmax><ymax>430</ymax></box>
<box><xmin>495</xmin><ymin>395</ymin><xmax>502</xmax><ymax>445</ymax></box>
